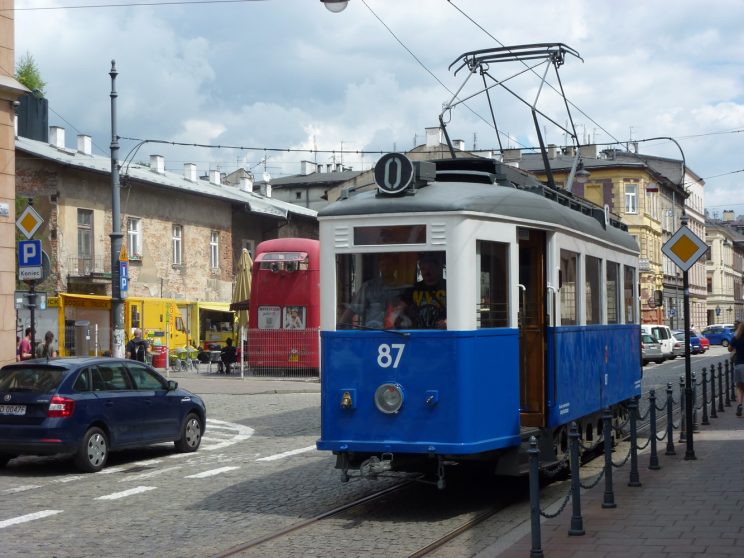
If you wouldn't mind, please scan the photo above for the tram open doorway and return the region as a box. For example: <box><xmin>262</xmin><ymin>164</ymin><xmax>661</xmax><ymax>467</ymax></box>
<box><xmin>518</xmin><ymin>227</ymin><xmax>547</xmax><ymax>427</ymax></box>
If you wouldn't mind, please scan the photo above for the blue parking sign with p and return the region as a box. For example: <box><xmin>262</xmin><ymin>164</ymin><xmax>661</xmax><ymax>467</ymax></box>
<box><xmin>18</xmin><ymin>240</ymin><xmax>42</xmax><ymax>267</ymax></box>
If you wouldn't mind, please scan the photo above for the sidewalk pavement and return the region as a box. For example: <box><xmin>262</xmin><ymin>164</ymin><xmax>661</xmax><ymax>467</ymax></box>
<box><xmin>156</xmin><ymin>365</ymin><xmax>320</xmax><ymax>395</ymax></box>
<box><xmin>495</xmin><ymin>400</ymin><xmax>744</xmax><ymax>557</ymax></box>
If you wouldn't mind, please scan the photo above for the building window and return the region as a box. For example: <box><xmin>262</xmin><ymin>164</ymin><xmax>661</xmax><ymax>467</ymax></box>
<box><xmin>295</xmin><ymin>191</ymin><xmax>302</xmax><ymax>200</ymax></box>
<box><xmin>624</xmin><ymin>184</ymin><xmax>638</xmax><ymax>214</ymax></box>
<box><xmin>77</xmin><ymin>209</ymin><xmax>93</xmax><ymax>259</ymax></box>
<box><xmin>210</xmin><ymin>231</ymin><xmax>219</xmax><ymax>269</ymax></box>
<box><xmin>172</xmin><ymin>225</ymin><xmax>182</xmax><ymax>266</ymax></box>
<box><xmin>127</xmin><ymin>217</ymin><xmax>141</xmax><ymax>258</ymax></box>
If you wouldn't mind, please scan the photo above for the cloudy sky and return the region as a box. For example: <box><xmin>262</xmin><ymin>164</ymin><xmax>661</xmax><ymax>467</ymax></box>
<box><xmin>11</xmin><ymin>0</ymin><xmax>744</xmax><ymax>216</ymax></box>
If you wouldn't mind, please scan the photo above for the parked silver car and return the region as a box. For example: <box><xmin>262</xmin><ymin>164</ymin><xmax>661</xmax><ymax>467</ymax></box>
<box><xmin>641</xmin><ymin>334</ymin><xmax>664</xmax><ymax>365</ymax></box>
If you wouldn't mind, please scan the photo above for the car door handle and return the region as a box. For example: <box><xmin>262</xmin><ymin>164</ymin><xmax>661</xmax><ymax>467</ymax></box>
<box><xmin>105</xmin><ymin>401</ymin><xmax>114</xmax><ymax>407</ymax></box>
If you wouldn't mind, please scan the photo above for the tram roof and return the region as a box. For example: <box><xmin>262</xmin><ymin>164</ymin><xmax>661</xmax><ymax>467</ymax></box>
<box><xmin>319</xmin><ymin>177</ymin><xmax>638</xmax><ymax>253</ymax></box>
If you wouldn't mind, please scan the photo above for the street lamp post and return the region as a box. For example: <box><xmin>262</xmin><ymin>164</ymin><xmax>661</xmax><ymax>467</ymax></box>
<box><xmin>110</xmin><ymin>61</ymin><xmax>125</xmax><ymax>358</ymax></box>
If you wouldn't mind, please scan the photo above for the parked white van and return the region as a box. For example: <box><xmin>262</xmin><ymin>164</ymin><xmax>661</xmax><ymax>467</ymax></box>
<box><xmin>640</xmin><ymin>324</ymin><xmax>674</xmax><ymax>360</ymax></box>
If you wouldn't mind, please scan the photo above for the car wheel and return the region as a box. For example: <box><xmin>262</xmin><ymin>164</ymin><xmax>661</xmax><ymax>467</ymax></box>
<box><xmin>722</xmin><ymin>339</ymin><xmax>730</xmax><ymax>347</ymax></box>
<box><xmin>0</xmin><ymin>453</ymin><xmax>16</xmax><ymax>468</ymax></box>
<box><xmin>175</xmin><ymin>413</ymin><xmax>202</xmax><ymax>453</ymax></box>
<box><xmin>74</xmin><ymin>427</ymin><xmax>108</xmax><ymax>473</ymax></box>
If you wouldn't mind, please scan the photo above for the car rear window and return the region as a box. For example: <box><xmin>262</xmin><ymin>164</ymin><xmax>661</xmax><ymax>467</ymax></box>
<box><xmin>0</xmin><ymin>367</ymin><xmax>65</xmax><ymax>393</ymax></box>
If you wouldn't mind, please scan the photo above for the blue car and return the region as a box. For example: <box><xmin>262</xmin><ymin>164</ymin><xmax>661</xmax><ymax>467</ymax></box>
<box><xmin>701</xmin><ymin>325</ymin><xmax>735</xmax><ymax>347</ymax></box>
<box><xmin>0</xmin><ymin>357</ymin><xmax>206</xmax><ymax>472</ymax></box>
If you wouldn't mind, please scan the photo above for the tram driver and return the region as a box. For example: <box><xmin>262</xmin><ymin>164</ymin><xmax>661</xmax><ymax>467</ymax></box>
<box><xmin>400</xmin><ymin>252</ymin><xmax>447</xmax><ymax>329</ymax></box>
<box><xmin>340</xmin><ymin>253</ymin><xmax>408</xmax><ymax>329</ymax></box>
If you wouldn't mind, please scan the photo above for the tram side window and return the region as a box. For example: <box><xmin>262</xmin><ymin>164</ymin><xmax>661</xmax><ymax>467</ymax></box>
<box><xmin>585</xmin><ymin>255</ymin><xmax>602</xmax><ymax>325</ymax></box>
<box><xmin>560</xmin><ymin>250</ymin><xmax>578</xmax><ymax>325</ymax></box>
<box><xmin>624</xmin><ymin>266</ymin><xmax>637</xmax><ymax>323</ymax></box>
<box><xmin>336</xmin><ymin>252</ymin><xmax>417</xmax><ymax>330</ymax></box>
<box><xmin>606</xmin><ymin>261</ymin><xmax>620</xmax><ymax>324</ymax></box>
<box><xmin>477</xmin><ymin>241</ymin><xmax>509</xmax><ymax>328</ymax></box>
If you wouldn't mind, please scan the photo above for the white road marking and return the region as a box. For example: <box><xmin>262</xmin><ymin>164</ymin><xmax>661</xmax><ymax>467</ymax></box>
<box><xmin>119</xmin><ymin>466</ymin><xmax>182</xmax><ymax>481</ymax></box>
<box><xmin>256</xmin><ymin>446</ymin><xmax>317</xmax><ymax>462</ymax></box>
<box><xmin>96</xmin><ymin>486</ymin><xmax>157</xmax><ymax>500</ymax></box>
<box><xmin>0</xmin><ymin>510</ymin><xmax>62</xmax><ymax>529</ymax></box>
<box><xmin>2</xmin><ymin>485</ymin><xmax>41</xmax><ymax>494</ymax></box>
<box><xmin>201</xmin><ymin>418</ymin><xmax>254</xmax><ymax>451</ymax></box>
<box><xmin>184</xmin><ymin>466</ymin><xmax>240</xmax><ymax>479</ymax></box>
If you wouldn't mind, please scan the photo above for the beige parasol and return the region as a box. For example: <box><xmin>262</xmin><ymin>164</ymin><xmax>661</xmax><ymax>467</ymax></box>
<box><xmin>230</xmin><ymin>248</ymin><xmax>253</xmax><ymax>377</ymax></box>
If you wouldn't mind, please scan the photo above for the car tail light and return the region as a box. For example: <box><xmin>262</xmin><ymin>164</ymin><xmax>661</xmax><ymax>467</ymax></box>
<box><xmin>48</xmin><ymin>396</ymin><xmax>75</xmax><ymax>418</ymax></box>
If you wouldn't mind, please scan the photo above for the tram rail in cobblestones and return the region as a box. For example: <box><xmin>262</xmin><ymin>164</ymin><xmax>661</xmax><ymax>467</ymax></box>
<box><xmin>212</xmin><ymin>481</ymin><xmax>412</xmax><ymax>558</ymax></box>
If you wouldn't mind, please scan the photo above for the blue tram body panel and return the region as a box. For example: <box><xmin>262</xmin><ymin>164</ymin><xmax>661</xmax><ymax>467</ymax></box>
<box><xmin>546</xmin><ymin>324</ymin><xmax>641</xmax><ymax>427</ymax></box>
<box><xmin>317</xmin><ymin>329</ymin><xmax>523</xmax><ymax>455</ymax></box>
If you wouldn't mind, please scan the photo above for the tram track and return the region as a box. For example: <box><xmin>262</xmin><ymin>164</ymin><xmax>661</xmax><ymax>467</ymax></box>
<box><xmin>213</xmin><ymin>481</ymin><xmax>412</xmax><ymax>557</ymax></box>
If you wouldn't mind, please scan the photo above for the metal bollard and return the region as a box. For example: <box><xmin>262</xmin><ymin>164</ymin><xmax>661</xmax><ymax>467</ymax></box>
<box><xmin>628</xmin><ymin>398</ymin><xmax>641</xmax><ymax>486</ymax></box>
<box><xmin>568</xmin><ymin>422</ymin><xmax>584</xmax><ymax>536</ymax></box>
<box><xmin>527</xmin><ymin>436</ymin><xmax>544</xmax><ymax>558</ymax></box>
<box><xmin>701</xmin><ymin>368</ymin><xmax>709</xmax><ymax>425</ymax></box>
<box><xmin>710</xmin><ymin>366</ymin><xmax>718</xmax><ymax>419</ymax></box>
<box><xmin>692</xmin><ymin>372</ymin><xmax>699</xmax><ymax>432</ymax></box>
<box><xmin>602</xmin><ymin>408</ymin><xmax>616</xmax><ymax>508</ymax></box>
<box><xmin>648</xmin><ymin>389</ymin><xmax>660</xmax><ymax>469</ymax></box>
<box><xmin>718</xmin><ymin>363</ymin><xmax>725</xmax><ymax>412</ymax></box>
<box><xmin>665</xmin><ymin>382</ymin><xmax>676</xmax><ymax>455</ymax></box>
<box><xmin>724</xmin><ymin>360</ymin><xmax>731</xmax><ymax>407</ymax></box>
<box><xmin>679</xmin><ymin>376</ymin><xmax>686</xmax><ymax>443</ymax></box>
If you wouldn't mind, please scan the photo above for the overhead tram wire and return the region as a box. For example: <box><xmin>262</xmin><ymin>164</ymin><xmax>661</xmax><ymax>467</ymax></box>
<box><xmin>6</xmin><ymin>0</ymin><xmax>264</xmax><ymax>11</ymax></box>
<box><xmin>446</xmin><ymin>0</ymin><xmax>621</xmax><ymax>146</ymax></box>
<box><xmin>360</xmin><ymin>0</ymin><xmax>527</xmax><ymax>150</ymax></box>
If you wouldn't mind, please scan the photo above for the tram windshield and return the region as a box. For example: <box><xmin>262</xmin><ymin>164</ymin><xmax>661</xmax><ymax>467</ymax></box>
<box><xmin>336</xmin><ymin>251</ymin><xmax>447</xmax><ymax>330</ymax></box>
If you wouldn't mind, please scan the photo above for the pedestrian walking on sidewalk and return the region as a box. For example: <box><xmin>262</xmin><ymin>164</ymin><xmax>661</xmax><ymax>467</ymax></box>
<box><xmin>729</xmin><ymin>320</ymin><xmax>744</xmax><ymax>416</ymax></box>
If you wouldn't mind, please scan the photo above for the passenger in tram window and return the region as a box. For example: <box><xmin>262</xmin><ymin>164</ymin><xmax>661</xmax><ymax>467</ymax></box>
<box><xmin>729</xmin><ymin>320</ymin><xmax>744</xmax><ymax>416</ymax></box>
<box><xmin>340</xmin><ymin>253</ymin><xmax>408</xmax><ymax>329</ymax></box>
<box><xmin>400</xmin><ymin>252</ymin><xmax>447</xmax><ymax>329</ymax></box>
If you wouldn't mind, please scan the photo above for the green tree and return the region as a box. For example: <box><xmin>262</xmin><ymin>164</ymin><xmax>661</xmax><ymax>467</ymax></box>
<box><xmin>15</xmin><ymin>52</ymin><xmax>46</xmax><ymax>97</ymax></box>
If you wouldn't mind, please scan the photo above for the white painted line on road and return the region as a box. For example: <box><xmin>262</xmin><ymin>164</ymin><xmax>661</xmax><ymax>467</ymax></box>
<box><xmin>184</xmin><ymin>466</ymin><xmax>240</xmax><ymax>479</ymax></box>
<box><xmin>256</xmin><ymin>446</ymin><xmax>317</xmax><ymax>462</ymax></box>
<box><xmin>2</xmin><ymin>485</ymin><xmax>41</xmax><ymax>494</ymax></box>
<box><xmin>100</xmin><ymin>459</ymin><xmax>163</xmax><ymax>474</ymax></box>
<box><xmin>96</xmin><ymin>486</ymin><xmax>157</xmax><ymax>500</ymax></box>
<box><xmin>119</xmin><ymin>466</ymin><xmax>182</xmax><ymax>481</ymax></box>
<box><xmin>0</xmin><ymin>510</ymin><xmax>62</xmax><ymax>529</ymax></box>
<box><xmin>201</xmin><ymin>418</ymin><xmax>254</xmax><ymax>451</ymax></box>
<box><xmin>51</xmin><ymin>475</ymin><xmax>84</xmax><ymax>484</ymax></box>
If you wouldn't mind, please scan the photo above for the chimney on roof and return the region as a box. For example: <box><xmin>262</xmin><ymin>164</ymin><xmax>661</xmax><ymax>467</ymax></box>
<box><xmin>326</xmin><ymin>163</ymin><xmax>333</xmax><ymax>173</ymax></box>
<box><xmin>76</xmin><ymin>134</ymin><xmax>92</xmax><ymax>156</ymax></box>
<box><xmin>425</xmin><ymin>126</ymin><xmax>442</xmax><ymax>147</ymax></box>
<box><xmin>452</xmin><ymin>139</ymin><xmax>465</xmax><ymax>151</ymax></box>
<box><xmin>49</xmin><ymin>126</ymin><xmax>65</xmax><ymax>149</ymax></box>
<box><xmin>301</xmin><ymin>160</ymin><xmax>316</xmax><ymax>175</ymax></box>
<box><xmin>150</xmin><ymin>154</ymin><xmax>165</xmax><ymax>174</ymax></box>
<box><xmin>723</xmin><ymin>210</ymin><xmax>735</xmax><ymax>222</ymax></box>
<box><xmin>547</xmin><ymin>144</ymin><xmax>557</xmax><ymax>159</ymax></box>
<box><xmin>240</xmin><ymin>176</ymin><xmax>253</xmax><ymax>193</ymax></box>
<box><xmin>335</xmin><ymin>163</ymin><xmax>342</xmax><ymax>172</ymax></box>
<box><xmin>579</xmin><ymin>144</ymin><xmax>597</xmax><ymax>159</ymax></box>
<box><xmin>184</xmin><ymin>163</ymin><xmax>197</xmax><ymax>182</ymax></box>
<box><xmin>502</xmin><ymin>149</ymin><xmax>522</xmax><ymax>167</ymax></box>
<box><xmin>208</xmin><ymin>170</ymin><xmax>221</xmax><ymax>185</ymax></box>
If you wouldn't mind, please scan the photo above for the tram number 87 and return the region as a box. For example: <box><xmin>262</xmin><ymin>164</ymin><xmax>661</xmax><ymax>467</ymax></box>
<box><xmin>377</xmin><ymin>343</ymin><xmax>406</xmax><ymax>368</ymax></box>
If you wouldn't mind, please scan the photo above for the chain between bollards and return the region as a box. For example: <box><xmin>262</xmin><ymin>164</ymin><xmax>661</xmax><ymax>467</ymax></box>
<box><xmin>718</xmin><ymin>363</ymin><xmax>725</xmax><ymax>413</ymax></box>
<box><xmin>701</xmin><ymin>368</ymin><xmax>709</xmax><ymax>425</ymax></box>
<box><xmin>679</xmin><ymin>376</ymin><xmax>686</xmax><ymax>443</ymax></box>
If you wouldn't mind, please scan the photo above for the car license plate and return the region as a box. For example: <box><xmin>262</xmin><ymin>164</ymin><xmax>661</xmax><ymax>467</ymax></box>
<box><xmin>0</xmin><ymin>404</ymin><xmax>26</xmax><ymax>416</ymax></box>
<box><xmin>288</xmin><ymin>353</ymin><xmax>299</xmax><ymax>363</ymax></box>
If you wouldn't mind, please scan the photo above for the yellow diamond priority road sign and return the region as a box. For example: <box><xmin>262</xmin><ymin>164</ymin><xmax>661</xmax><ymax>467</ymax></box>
<box><xmin>16</xmin><ymin>205</ymin><xmax>44</xmax><ymax>239</ymax></box>
<box><xmin>662</xmin><ymin>225</ymin><xmax>708</xmax><ymax>272</ymax></box>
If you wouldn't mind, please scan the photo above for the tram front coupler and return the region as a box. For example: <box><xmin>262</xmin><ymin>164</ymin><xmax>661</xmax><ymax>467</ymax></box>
<box><xmin>359</xmin><ymin>453</ymin><xmax>394</xmax><ymax>479</ymax></box>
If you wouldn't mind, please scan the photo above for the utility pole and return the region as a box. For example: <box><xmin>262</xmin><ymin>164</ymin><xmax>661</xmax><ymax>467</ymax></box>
<box><xmin>110</xmin><ymin>61</ymin><xmax>125</xmax><ymax>358</ymax></box>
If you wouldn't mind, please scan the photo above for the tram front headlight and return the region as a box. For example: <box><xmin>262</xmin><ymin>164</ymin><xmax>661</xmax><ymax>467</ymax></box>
<box><xmin>374</xmin><ymin>383</ymin><xmax>404</xmax><ymax>414</ymax></box>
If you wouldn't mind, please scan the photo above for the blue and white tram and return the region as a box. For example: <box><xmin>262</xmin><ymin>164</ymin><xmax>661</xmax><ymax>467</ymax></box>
<box><xmin>316</xmin><ymin>153</ymin><xmax>641</xmax><ymax>486</ymax></box>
